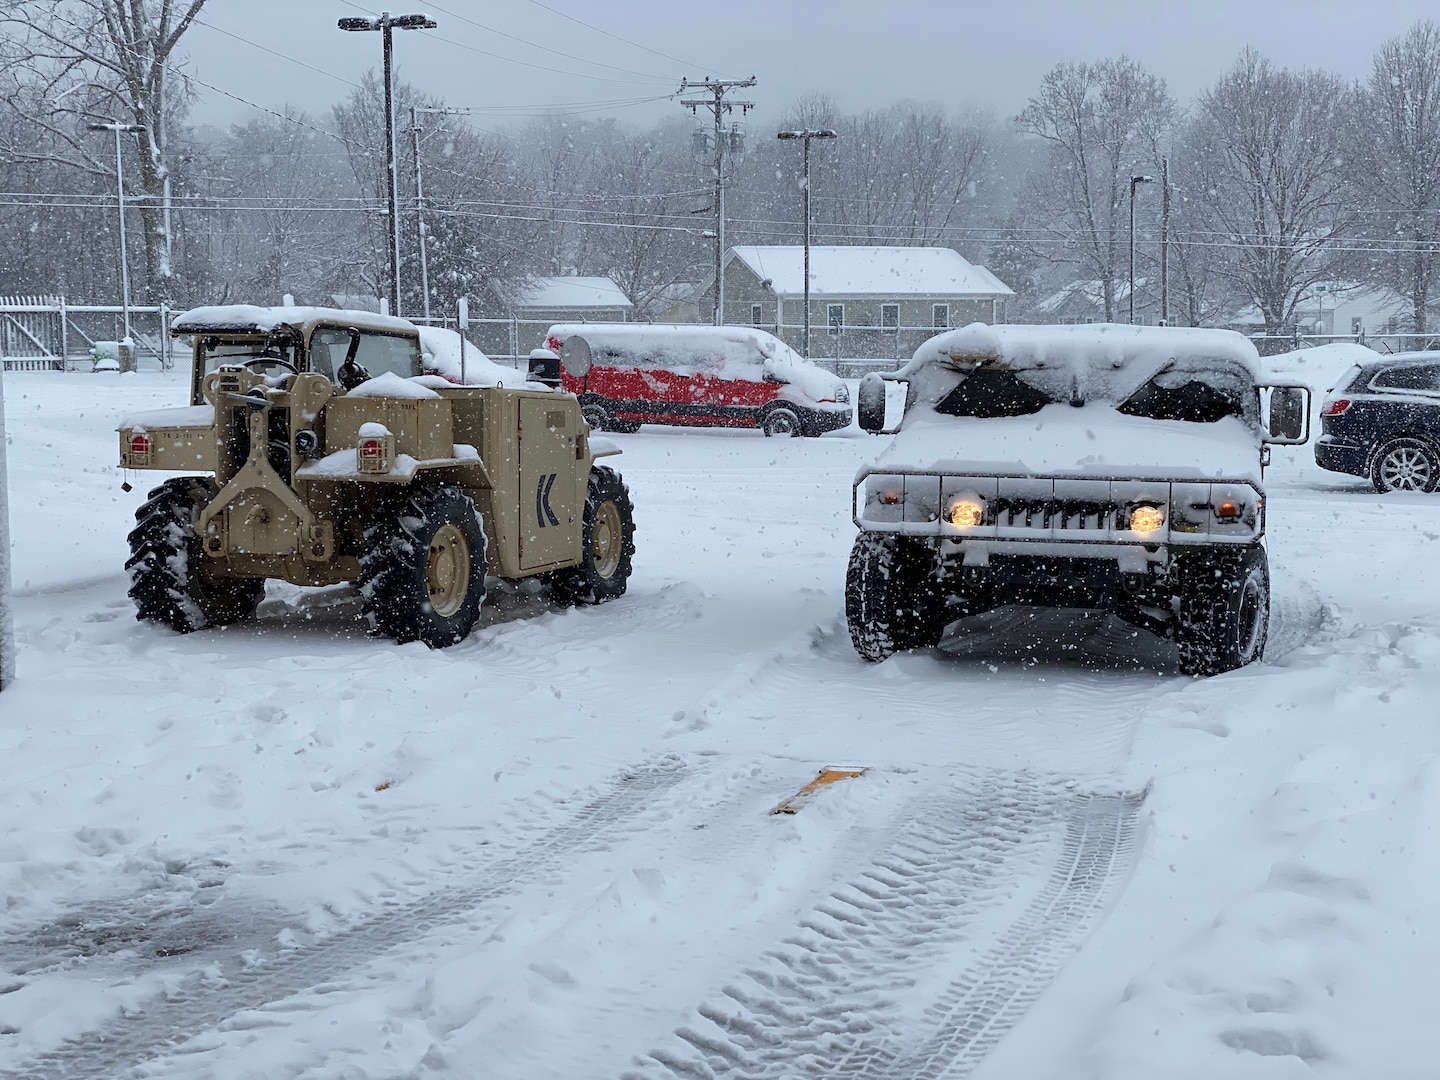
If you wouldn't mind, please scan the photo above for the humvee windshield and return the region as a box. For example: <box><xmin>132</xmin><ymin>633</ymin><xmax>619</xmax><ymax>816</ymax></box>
<box><xmin>932</xmin><ymin>359</ymin><xmax>1255</xmax><ymax>425</ymax></box>
<box><xmin>199</xmin><ymin>335</ymin><xmax>300</xmax><ymax>377</ymax></box>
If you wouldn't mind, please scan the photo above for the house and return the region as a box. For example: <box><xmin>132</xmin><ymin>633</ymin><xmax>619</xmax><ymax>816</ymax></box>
<box><xmin>1227</xmin><ymin>284</ymin><xmax>1414</xmax><ymax>346</ymax></box>
<box><xmin>692</xmin><ymin>246</ymin><xmax>1014</xmax><ymax>361</ymax></box>
<box><xmin>1029</xmin><ymin>278</ymin><xmax>1162</xmax><ymax>326</ymax></box>
<box><xmin>476</xmin><ymin>275</ymin><xmax>633</xmax><ymax>360</ymax></box>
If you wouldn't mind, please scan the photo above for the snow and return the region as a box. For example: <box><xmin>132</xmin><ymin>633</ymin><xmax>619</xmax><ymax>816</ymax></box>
<box><xmin>116</xmin><ymin>404</ymin><xmax>214</xmax><ymax>430</ymax></box>
<box><xmin>416</xmin><ymin>326</ymin><xmax>518</xmax><ymax>387</ymax></box>
<box><xmin>357</xmin><ymin>422</ymin><xmax>390</xmax><ymax>439</ymax></box>
<box><xmin>172</xmin><ymin>305</ymin><xmax>416</xmax><ymax>335</ymax></box>
<box><xmin>493</xmin><ymin>275</ymin><xmax>633</xmax><ymax>310</ymax></box>
<box><xmin>1</xmin><ymin>364</ymin><xmax>1440</xmax><ymax>1078</ymax></box>
<box><xmin>728</xmin><ymin>245</ymin><xmax>1015</xmax><ymax>297</ymax></box>
<box><xmin>344</xmin><ymin>371</ymin><xmax>441</xmax><ymax>400</ymax></box>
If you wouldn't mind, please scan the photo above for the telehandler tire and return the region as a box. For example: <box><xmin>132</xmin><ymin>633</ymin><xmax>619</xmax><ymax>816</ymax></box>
<box><xmin>547</xmin><ymin>465</ymin><xmax>636</xmax><ymax>605</ymax></box>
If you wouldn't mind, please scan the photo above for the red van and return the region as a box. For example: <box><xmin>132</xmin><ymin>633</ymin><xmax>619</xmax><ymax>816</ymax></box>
<box><xmin>542</xmin><ymin>324</ymin><xmax>852</xmax><ymax>437</ymax></box>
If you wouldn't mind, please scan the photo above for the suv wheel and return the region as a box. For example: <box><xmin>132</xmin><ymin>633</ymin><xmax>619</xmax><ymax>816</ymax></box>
<box><xmin>547</xmin><ymin>466</ymin><xmax>636</xmax><ymax>605</ymax></box>
<box><xmin>846</xmin><ymin>532</ymin><xmax>945</xmax><ymax>662</ymax></box>
<box><xmin>1370</xmin><ymin>436</ymin><xmax>1439</xmax><ymax>493</ymax></box>
<box><xmin>126</xmin><ymin>477</ymin><xmax>265</xmax><ymax>633</ymax></box>
<box><xmin>1174</xmin><ymin>544</ymin><xmax>1269</xmax><ymax>677</ymax></box>
<box><xmin>762</xmin><ymin>407</ymin><xmax>802</xmax><ymax>438</ymax></box>
<box><xmin>360</xmin><ymin>486</ymin><xmax>487</xmax><ymax>647</ymax></box>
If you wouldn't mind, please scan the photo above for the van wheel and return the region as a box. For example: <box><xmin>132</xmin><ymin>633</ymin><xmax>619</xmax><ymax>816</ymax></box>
<box><xmin>126</xmin><ymin>477</ymin><xmax>265</xmax><ymax>633</ymax></box>
<box><xmin>1174</xmin><ymin>545</ymin><xmax>1269</xmax><ymax>676</ymax></box>
<box><xmin>762</xmin><ymin>407</ymin><xmax>801</xmax><ymax>438</ymax></box>
<box><xmin>845</xmin><ymin>532</ymin><xmax>944</xmax><ymax>661</ymax></box>
<box><xmin>360</xmin><ymin>486</ymin><xmax>487</xmax><ymax>648</ymax></box>
<box><xmin>548</xmin><ymin>466</ymin><xmax>636</xmax><ymax>605</ymax></box>
<box><xmin>581</xmin><ymin>402</ymin><xmax>611</xmax><ymax>432</ymax></box>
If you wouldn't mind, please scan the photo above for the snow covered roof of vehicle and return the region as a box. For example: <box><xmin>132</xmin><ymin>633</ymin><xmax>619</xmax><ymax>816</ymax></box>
<box><xmin>726</xmin><ymin>246</ymin><xmax>1014</xmax><ymax>298</ymax></box>
<box><xmin>172</xmin><ymin>305</ymin><xmax>417</xmax><ymax>337</ymax></box>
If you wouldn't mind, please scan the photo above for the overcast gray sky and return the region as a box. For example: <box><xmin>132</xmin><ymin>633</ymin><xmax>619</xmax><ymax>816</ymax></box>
<box><xmin>183</xmin><ymin>0</ymin><xmax>1440</xmax><ymax>132</ymax></box>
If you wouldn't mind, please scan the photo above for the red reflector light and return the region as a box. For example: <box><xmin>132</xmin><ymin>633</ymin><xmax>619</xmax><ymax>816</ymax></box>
<box><xmin>1320</xmin><ymin>398</ymin><xmax>1351</xmax><ymax>416</ymax></box>
<box><xmin>360</xmin><ymin>439</ymin><xmax>384</xmax><ymax>458</ymax></box>
<box><xmin>129</xmin><ymin>433</ymin><xmax>150</xmax><ymax>455</ymax></box>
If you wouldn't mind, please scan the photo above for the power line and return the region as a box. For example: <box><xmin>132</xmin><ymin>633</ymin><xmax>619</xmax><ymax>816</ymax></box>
<box><xmin>520</xmin><ymin>0</ymin><xmax>730</xmax><ymax>77</ymax></box>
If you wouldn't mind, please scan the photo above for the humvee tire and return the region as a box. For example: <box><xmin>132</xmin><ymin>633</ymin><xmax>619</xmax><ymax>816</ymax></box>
<box><xmin>126</xmin><ymin>477</ymin><xmax>265</xmax><ymax>633</ymax></box>
<box><xmin>1175</xmin><ymin>544</ymin><xmax>1269</xmax><ymax>677</ymax></box>
<box><xmin>547</xmin><ymin>466</ymin><xmax>636</xmax><ymax>605</ymax></box>
<box><xmin>845</xmin><ymin>532</ymin><xmax>945</xmax><ymax>662</ymax></box>
<box><xmin>360</xmin><ymin>486</ymin><xmax>487</xmax><ymax>648</ymax></box>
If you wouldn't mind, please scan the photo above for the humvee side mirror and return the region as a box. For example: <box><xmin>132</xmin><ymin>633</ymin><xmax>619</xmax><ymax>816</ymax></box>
<box><xmin>1263</xmin><ymin>384</ymin><xmax>1310</xmax><ymax>444</ymax></box>
<box><xmin>857</xmin><ymin>372</ymin><xmax>888</xmax><ymax>434</ymax></box>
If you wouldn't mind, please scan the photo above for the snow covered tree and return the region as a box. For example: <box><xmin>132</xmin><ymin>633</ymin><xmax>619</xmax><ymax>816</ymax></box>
<box><xmin>1351</xmin><ymin>21</ymin><xmax>1440</xmax><ymax>333</ymax></box>
<box><xmin>1016</xmin><ymin>57</ymin><xmax>1174</xmax><ymax>322</ymax></box>
<box><xmin>0</xmin><ymin>0</ymin><xmax>208</xmax><ymax>304</ymax></box>
<box><xmin>1188</xmin><ymin>48</ymin><xmax>1355</xmax><ymax>337</ymax></box>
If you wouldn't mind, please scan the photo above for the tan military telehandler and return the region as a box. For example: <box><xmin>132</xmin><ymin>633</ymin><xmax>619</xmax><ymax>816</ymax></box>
<box><xmin>118</xmin><ymin>305</ymin><xmax>636</xmax><ymax>648</ymax></box>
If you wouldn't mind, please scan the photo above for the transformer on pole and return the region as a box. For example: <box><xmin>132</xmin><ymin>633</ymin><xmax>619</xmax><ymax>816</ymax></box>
<box><xmin>681</xmin><ymin>76</ymin><xmax>756</xmax><ymax>326</ymax></box>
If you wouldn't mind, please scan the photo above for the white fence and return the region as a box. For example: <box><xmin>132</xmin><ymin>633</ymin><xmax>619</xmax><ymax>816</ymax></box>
<box><xmin>0</xmin><ymin>296</ymin><xmax>175</xmax><ymax>371</ymax></box>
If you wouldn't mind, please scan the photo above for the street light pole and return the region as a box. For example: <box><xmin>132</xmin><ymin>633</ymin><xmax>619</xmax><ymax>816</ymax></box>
<box><xmin>339</xmin><ymin>12</ymin><xmax>437</xmax><ymax>318</ymax></box>
<box><xmin>88</xmin><ymin>122</ymin><xmax>145</xmax><ymax>343</ymax></box>
<box><xmin>1129</xmin><ymin>173</ymin><xmax>1155</xmax><ymax>325</ymax></box>
<box><xmin>777</xmin><ymin>128</ymin><xmax>836</xmax><ymax>359</ymax></box>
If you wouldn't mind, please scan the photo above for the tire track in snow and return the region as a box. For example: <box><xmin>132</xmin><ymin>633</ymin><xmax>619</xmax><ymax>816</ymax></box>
<box><xmin>2</xmin><ymin>757</ymin><xmax>689</xmax><ymax>1080</ymax></box>
<box><xmin>620</xmin><ymin>778</ymin><xmax>1144</xmax><ymax>1080</ymax></box>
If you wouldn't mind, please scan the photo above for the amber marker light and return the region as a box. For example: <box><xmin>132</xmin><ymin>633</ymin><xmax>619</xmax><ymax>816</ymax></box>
<box><xmin>1214</xmin><ymin>500</ymin><xmax>1243</xmax><ymax>523</ymax></box>
<box><xmin>948</xmin><ymin>499</ymin><xmax>984</xmax><ymax>527</ymax></box>
<box><xmin>1129</xmin><ymin>504</ymin><xmax>1165</xmax><ymax>534</ymax></box>
<box><xmin>879</xmin><ymin>488</ymin><xmax>902</xmax><ymax>505</ymax></box>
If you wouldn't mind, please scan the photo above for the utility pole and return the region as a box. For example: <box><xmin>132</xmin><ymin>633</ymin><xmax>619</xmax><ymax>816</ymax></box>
<box><xmin>777</xmin><ymin>128</ymin><xmax>836</xmax><ymax>358</ymax></box>
<box><xmin>339</xmin><ymin>12</ymin><xmax>438</xmax><ymax>318</ymax></box>
<box><xmin>1159</xmin><ymin>157</ymin><xmax>1170</xmax><ymax>326</ymax></box>
<box><xmin>409</xmin><ymin>105</ymin><xmax>482</xmax><ymax>324</ymax></box>
<box><xmin>88</xmin><ymin>122</ymin><xmax>145</xmax><ymax>344</ymax></box>
<box><xmin>681</xmin><ymin>76</ymin><xmax>756</xmax><ymax>325</ymax></box>
<box><xmin>1129</xmin><ymin>173</ymin><xmax>1155</xmax><ymax>325</ymax></box>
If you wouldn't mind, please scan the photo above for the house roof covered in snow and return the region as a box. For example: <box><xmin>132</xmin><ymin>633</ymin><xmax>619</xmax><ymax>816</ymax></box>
<box><xmin>493</xmin><ymin>276</ymin><xmax>633</xmax><ymax>310</ymax></box>
<box><xmin>725</xmin><ymin>246</ymin><xmax>1014</xmax><ymax>298</ymax></box>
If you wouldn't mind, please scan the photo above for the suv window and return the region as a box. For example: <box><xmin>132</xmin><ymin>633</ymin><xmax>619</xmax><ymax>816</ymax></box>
<box><xmin>1372</xmin><ymin>364</ymin><xmax>1440</xmax><ymax>392</ymax></box>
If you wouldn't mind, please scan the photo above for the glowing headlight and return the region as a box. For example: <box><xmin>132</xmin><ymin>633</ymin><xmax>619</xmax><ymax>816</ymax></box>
<box><xmin>947</xmin><ymin>498</ymin><xmax>984</xmax><ymax>527</ymax></box>
<box><xmin>1129</xmin><ymin>504</ymin><xmax>1165</xmax><ymax>534</ymax></box>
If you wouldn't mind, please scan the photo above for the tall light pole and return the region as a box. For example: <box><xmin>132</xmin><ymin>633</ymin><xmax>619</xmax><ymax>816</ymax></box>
<box><xmin>1159</xmin><ymin>157</ymin><xmax>1170</xmax><ymax>326</ymax></box>
<box><xmin>339</xmin><ymin>12</ymin><xmax>437</xmax><ymax>318</ymax></box>
<box><xmin>777</xmin><ymin>128</ymin><xmax>836</xmax><ymax>359</ymax></box>
<box><xmin>1129</xmin><ymin>173</ymin><xmax>1155</xmax><ymax>324</ymax></box>
<box><xmin>88</xmin><ymin>122</ymin><xmax>145</xmax><ymax>344</ymax></box>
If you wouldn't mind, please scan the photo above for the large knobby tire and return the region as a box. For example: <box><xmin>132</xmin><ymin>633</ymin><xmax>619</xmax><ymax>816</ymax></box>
<box><xmin>1174</xmin><ymin>544</ymin><xmax>1270</xmax><ymax>677</ymax></box>
<box><xmin>360</xmin><ymin>486</ymin><xmax>488</xmax><ymax>648</ymax></box>
<box><xmin>126</xmin><ymin>477</ymin><xmax>265</xmax><ymax>633</ymax></box>
<box><xmin>1370</xmin><ymin>436</ymin><xmax>1439</xmax><ymax>493</ymax></box>
<box><xmin>580</xmin><ymin>400</ymin><xmax>612</xmax><ymax>432</ymax></box>
<box><xmin>762</xmin><ymin>406</ymin><xmax>802</xmax><ymax>438</ymax></box>
<box><xmin>548</xmin><ymin>466</ymin><xmax>636</xmax><ymax>605</ymax></box>
<box><xmin>845</xmin><ymin>532</ymin><xmax>945</xmax><ymax>662</ymax></box>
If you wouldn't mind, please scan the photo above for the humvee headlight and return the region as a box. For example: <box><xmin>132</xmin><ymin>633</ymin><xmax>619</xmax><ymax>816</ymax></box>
<box><xmin>1129</xmin><ymin>504</ymin><xmax>1165</xmax><ymax>534</ymax></box>
<box><xmin>947</xmin><ymin>498</ymin><xmax>984</xmax><ymax>527</ymax></box>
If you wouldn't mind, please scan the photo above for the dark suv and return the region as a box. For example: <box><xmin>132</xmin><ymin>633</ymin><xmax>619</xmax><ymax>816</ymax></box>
<box><xmin>1315</xmin><ymin>355</ymin><xmax>1440</xmax><ymax>492</ymax></box>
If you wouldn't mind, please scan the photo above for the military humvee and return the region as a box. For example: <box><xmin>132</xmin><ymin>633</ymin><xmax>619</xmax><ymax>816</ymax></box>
<box><xmin>118</xmin><ymin>305</ymin><xmax>636</xmax><ymax>648</ymax></box>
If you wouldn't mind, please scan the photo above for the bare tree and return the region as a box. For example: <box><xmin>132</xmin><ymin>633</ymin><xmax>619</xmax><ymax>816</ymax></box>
<box><xmin>1189</xmin><ymin>48</ymin><xmax>1355</xmax><ymax>337</ymax></box>
<box><xmin>1016</xmin><ymin>57</ymin><xmax>1174</xmax><ymax>321</ymax></box>
<box><xmin>1351</xmin><ymin>21</ymin><xmax>1440</xmax><ymax>333</ymax></box>
<box><xmin>0</xmin><ymin>0</ymin><xmax>208</xmax><ymax>303</ymax></box>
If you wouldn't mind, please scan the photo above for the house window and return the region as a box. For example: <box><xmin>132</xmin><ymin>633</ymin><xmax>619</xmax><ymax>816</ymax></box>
<box><xmin>751</xmin><ymin>303</ymin><xmax>763</xmax><ymax>326</ymax></box>
<box><xmin>881</xmin><ymin>303</ymin><xmax>899</xmax><ymax>334</ymax></box>
<box><xmin>828</xmin><ymin>304</ymin><xmax>844</xmax><ymax>337</ymax></box>
<box><xmin>933</xmin><ymin>303</ymin><xmax>950</xmax><ymax>329</ymax></box>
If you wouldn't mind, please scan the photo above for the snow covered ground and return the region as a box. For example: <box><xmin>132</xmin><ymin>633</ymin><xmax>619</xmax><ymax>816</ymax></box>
<box><xmin>0</xmin><ymin>347</ymin><xmax>1438</xmax><ymax>1078</ymax></box>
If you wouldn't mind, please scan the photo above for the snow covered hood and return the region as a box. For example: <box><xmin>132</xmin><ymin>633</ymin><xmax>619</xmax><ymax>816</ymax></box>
<box><xmin>172</xmin><ymin>305</ymin><xmax>417</xmax><ymax>336</ymax></box>
<box><xmin>417</xmin><ymin>326</ymin><xmax>521</xmax><ymax>387</ymax></box>
<box><xmin>872</xmin><ymin>404</ymin><xmax>1263</xmax><ymax>484</ymax></box>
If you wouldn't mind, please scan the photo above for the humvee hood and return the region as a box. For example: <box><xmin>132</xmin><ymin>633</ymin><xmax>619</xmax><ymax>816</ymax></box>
<box><xmin>870</xmin><ymin>403</ymin><xmax>1263</xmax><ymax>484</ymax></box>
